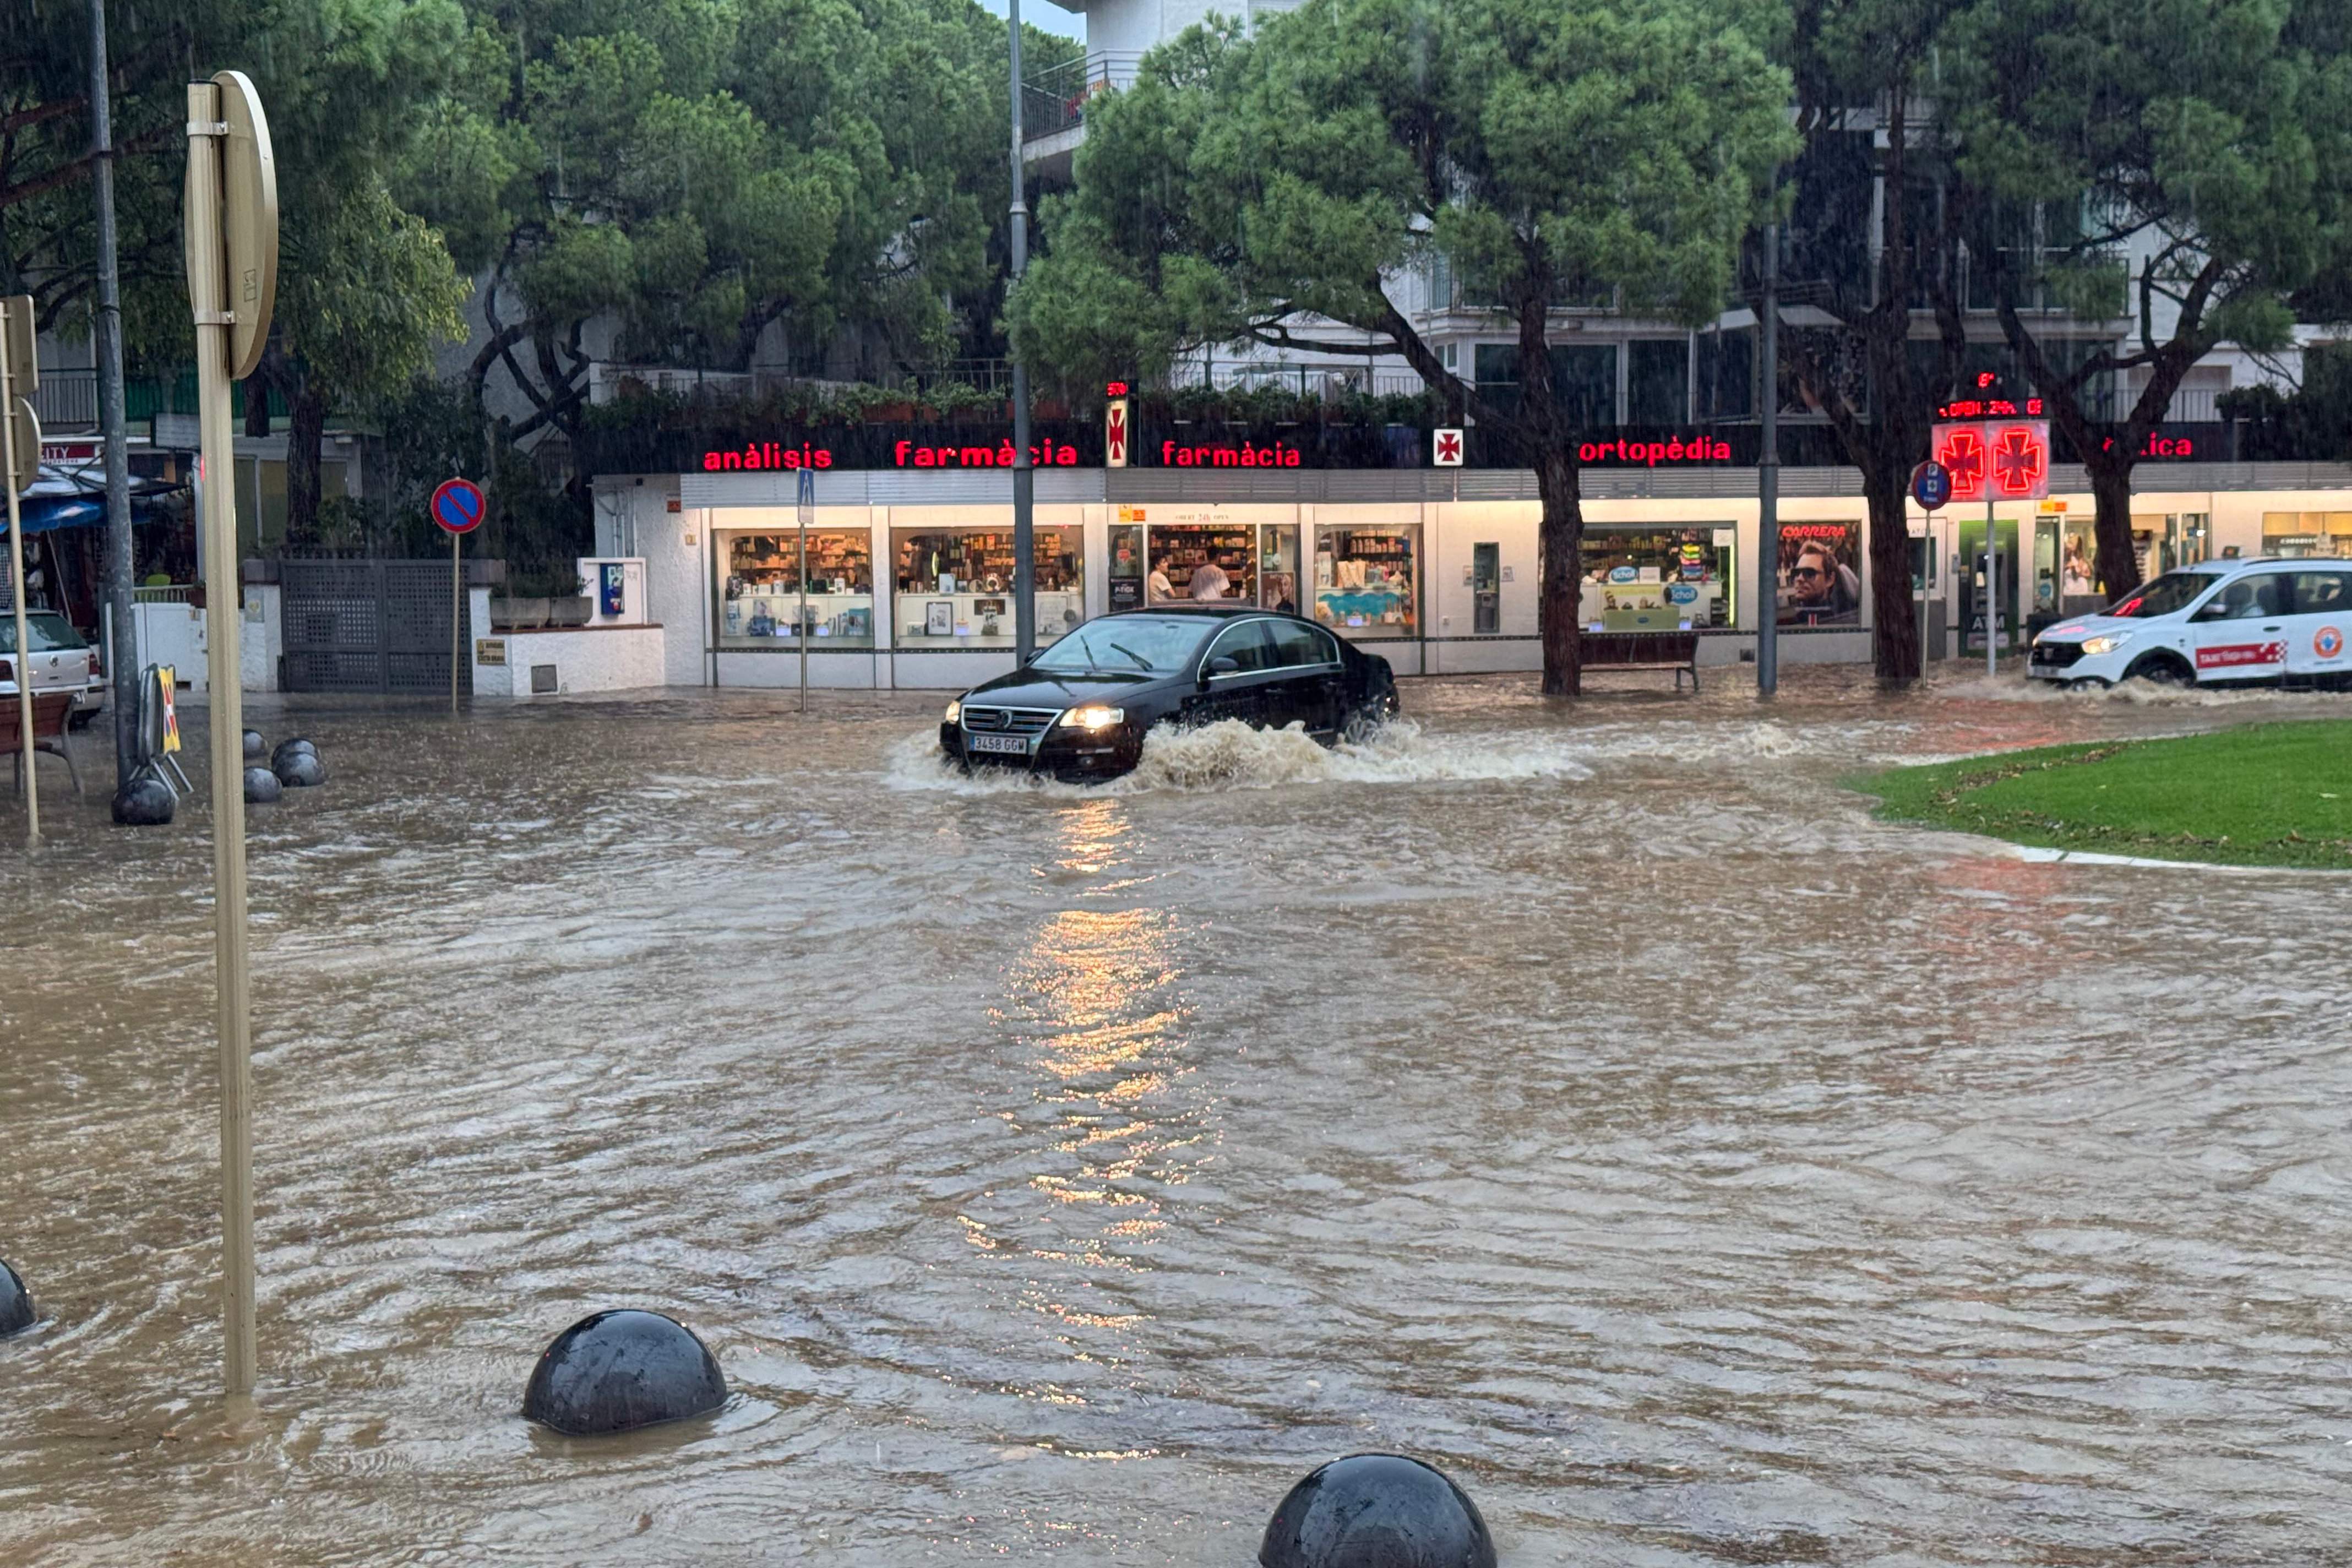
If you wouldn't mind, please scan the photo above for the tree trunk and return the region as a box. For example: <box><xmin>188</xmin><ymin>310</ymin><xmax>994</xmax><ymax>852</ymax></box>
<box><xmin>2086</xmin><ymin>454</ymin><xmax>2139</xmax><ymax>597</ymax></box>
<box><xmin>284</xmin><ymin>375</ymin><xmax>327</xmax><ymax>548</ymax></box>
<box><xmin>1862</xmin><ymin>459</ymin><xmax>1920</xmax><ymax>681</ymax></box>
<box><xmin>1534</xmin><ymin>442</ymin><xmax>1584</xmax><ymax>696</ymax></box>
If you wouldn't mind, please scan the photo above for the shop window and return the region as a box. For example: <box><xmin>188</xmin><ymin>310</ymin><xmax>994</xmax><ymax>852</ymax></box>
<box><xmin>2262</xmin><ymin>511</ymin><xmax>2352</xmax><ymax>559</ymax></box>
<box><xmin>720</xmin><ymin>530</ymin><xmax>875</xmax><ymax>648</ymax></box>
<box><xmin>893</xmin><ymin>524</ymin><xmax>1082</xmax><ymax>647</ymax></box>
<box><xmin>1259</xmin><ymin>524</ymin><xmax>1300</xmax><ymax>612</ymax></box>
<box><xmin>1581</xmin><ymin>525</ymin><xmax>1738</xmax><ymax>630</ymax></box>
<box><xmin>1773</xmin><ymin>522</ymin><xmax>1863</xmax><ymax>627</ymax></box>
<box><xmin>1315</xmin><ymin>525</ymin><xmax>1419</xmax><ymax>639</ymax></box>
<box><xmin>1696</xmin><ymin>329</ymin><xmax>1754</xmax><ymax>420</ymax></box>
<box><xmin>1147</xmin><ymin>523</ymin><xmax>1257</xmax><ymax>604</ymax></box>
<box><xmin>1472</xmin><ymin>344</ymin><xmax>1618</xmax><ymax>427</ymax></box>
<box><xmin>1627</xmin><ymin>339</ymin><xmax>1689</xmax><ymax>425</ymax></box>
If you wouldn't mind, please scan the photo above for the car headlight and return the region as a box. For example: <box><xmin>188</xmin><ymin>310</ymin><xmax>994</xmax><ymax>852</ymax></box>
<box><xmin>944</xmin><ymin>698</ymin><xmax>961</xmax><ymax>724</ymax></box>
<box><xmin>2080</xmin><ymin>632</ymin><xmax>2134</xmax><ymax>657</ymax></box>
<box><xmin>1061</xmin><ymin>704</ymin><xmax>1125</xmax><ymax>732</ymax></box>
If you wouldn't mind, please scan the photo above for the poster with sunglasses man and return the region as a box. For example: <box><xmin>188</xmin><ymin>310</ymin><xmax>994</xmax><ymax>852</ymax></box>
<box><xmin>1777</xmin><ymin>526</ymin><xmax>1863</xmax><ymax>625</ymax></box>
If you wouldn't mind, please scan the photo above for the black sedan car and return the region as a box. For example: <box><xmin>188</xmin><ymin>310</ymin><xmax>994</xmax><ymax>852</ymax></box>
<box><xmin>940</xmin><ymin>606</ymin><xmax>1400</xmax><ymax>781</ymax></box>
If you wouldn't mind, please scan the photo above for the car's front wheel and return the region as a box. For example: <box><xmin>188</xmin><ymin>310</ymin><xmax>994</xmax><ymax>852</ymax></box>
<box><xmin>2122</xmin><ymin>652</ymin><xmax>2196</xmax><ymax>687</ymax></box>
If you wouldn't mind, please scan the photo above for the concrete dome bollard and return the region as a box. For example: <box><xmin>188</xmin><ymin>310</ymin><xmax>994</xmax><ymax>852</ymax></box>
<box><xmin>273</xmin><ymin>750</ymin><xmax>325</xmax><ymax>788</ymax></box>
<box><xmin>243</xmin><ymin>765</ymin><xmax>283</xmax><ymax>804</ymax></box>
<box><xmin>242</xmin><ymin>728</ymin><xmax>266</xmax><ymax>760</ymax></box>
<box><xmin>112</xmin><ymin>778</ymin><xmax>176</xmax><ymax>826</ymax></box>
<box><xmin>0</xmin><ymin>1257</ymin><xmax>34</xmax><ymax>1337</ymax></box>
<box><xmin>524</xmin><ymin>1310</ymin><xmax>726</xmax><ymax>1436</ymax></box>
<box><xmin>1259</xmin><ymin>1454</ymin><xmax>1497</xmax><ymax>1568</ymax></box>
<box><xmin>271</xmin><ymin>737</ymin><xmax>317</xmax><ymax>767</ymax></box>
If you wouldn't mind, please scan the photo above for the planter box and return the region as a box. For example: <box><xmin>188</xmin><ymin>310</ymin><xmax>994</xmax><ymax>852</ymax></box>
<box><xmin>491</xmin><ymin>596</ymin><xmax>549</xmax><ymax>630</ymax></box>
<box><xmin>547</xmin><ymin>596</ymin><xmax>592</xmax><ymax>627</ymax></box>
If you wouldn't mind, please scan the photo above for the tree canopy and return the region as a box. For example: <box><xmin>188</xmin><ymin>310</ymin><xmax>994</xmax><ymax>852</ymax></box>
<box><xmin>1014</xmin><ymin>0</ymin><xmax>1792</xmax><ymax>693</ymax></box>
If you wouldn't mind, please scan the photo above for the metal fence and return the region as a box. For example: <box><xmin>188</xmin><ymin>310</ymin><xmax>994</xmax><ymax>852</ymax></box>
<box><xmin>280</xmin><ymin>558</ymin><xmax>469</xmax><ymax>695</ymax></box>
<box><xmin>1021</xmin><ymin>52</ymin><xmax>1144</xmax><ymax>144</ymax></box>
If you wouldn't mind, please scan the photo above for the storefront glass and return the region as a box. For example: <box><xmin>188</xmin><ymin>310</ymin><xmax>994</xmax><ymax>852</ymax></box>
<box><xmin>720</xmin><ymin>528</ymin><xmax>875</xmax><ymax>648</ymax></box>
<box><xmin>892</xmin><ymin>523</ymin><xmax>1084</xmax><ymax>647</ymax></box>
<box><xmin>1147</xmin><ymin>521</ymin><xmax>1258</xmax><ymax>604</ymax></box>
<box><xmin>1259</xmin><ymin>524</ymin><xmax>1301</xmax><ymax>613</ymax></box>
<box><xmin>2261</xmin><ymin>511</ymin><xmax>2352</xmax><ymax>559</ymax></box>
<box><xmin>1580</xmin><ymin>523</ymin><xmax>1737</xmax><ymax>630</ymax></box>
<box><xmin>1109</xmin><ymin>519</ymin><xmax>1146</xmax><ymax>612</ymax></box>
<box><xmin>1314</xmin><ymin>525</ymin><xmax>1419</xmax><ymax>638</ymax></box>
<box><xmin>1772</xmin><ymin>521</ymin><xmax>1864</xmax><ymax>627</ymax></box>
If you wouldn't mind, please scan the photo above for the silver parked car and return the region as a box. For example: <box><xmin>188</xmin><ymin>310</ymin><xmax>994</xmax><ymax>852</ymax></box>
<box><xmin>0</xmin><ymin>611</ymin><xmax>107</xmax><ymax>729</ymax></box>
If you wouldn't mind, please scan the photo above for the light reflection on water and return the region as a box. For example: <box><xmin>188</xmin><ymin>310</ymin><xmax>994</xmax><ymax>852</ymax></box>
<box><xmin>2</xmin><ymin>668</ymin><xmax>2349</xmax><ymax>1564</ymax></box>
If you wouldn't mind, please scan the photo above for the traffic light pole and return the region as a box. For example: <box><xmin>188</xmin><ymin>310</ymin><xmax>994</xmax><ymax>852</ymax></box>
<box><xmin>1009</xmin><ymin>0</ymin><xmax>1035</xmax><ymax>666</ymax></box>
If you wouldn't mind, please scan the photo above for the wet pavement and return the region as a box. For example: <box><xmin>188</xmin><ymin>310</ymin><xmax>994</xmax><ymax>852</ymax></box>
<box><xmin>2</xmin><ymin>668</ymin><xmax>2348</xmax><ymax>1565</ymax></box>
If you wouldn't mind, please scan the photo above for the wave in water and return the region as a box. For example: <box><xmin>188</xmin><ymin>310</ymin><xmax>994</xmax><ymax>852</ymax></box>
<box><xmin>885</xmin><ymin>718</ymin><xmax>1596</xmax><ymax>797</ymax></box>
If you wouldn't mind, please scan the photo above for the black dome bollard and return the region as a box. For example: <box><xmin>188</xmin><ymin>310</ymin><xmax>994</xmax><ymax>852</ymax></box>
<box><xmin>524</xmin><ymin>1310</ymin><xmax>726</xmax><ymax>1436</ymax></box>
<box><xmin>0</xmin><ymin>1257</ymin><xmax>34</xmax><ymax>1337</ymax></box>
<box><xmin>243</xmin><ymin>765</ymin><xmax>283</xmax><ymax>804</ymax></box>
<box><xmin>112</xmin><ymin>778</ymin><xmax>176</xmax><ymax>826</ymax></box>
<box><xmin>1260</xmin><ymin>1454</ymin><xmax>1496</xmax><ymax>1568</ymax></box>
<box><xmin>242</xmin><ymin>728</ymin><xmax>266</xmax><ymax>760</ymax></box>
<box><xmin>273</xmin><ymin>750</ymin><xmax>325</xmax><ymax>788</ymax></box>
<box><xmin>271</xmin><ymin>737</ymin><xmax>317</xmax><ymax>766</ymax></box>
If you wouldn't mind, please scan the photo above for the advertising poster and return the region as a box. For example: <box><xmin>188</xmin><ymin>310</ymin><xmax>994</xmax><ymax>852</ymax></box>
<box><xmin>1776</xmin><ymin>522</ymin><xmax>1863</xmax><ymax>626</ymax></box>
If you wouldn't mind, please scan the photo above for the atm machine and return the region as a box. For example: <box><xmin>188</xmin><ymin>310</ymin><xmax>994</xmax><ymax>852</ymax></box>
<box><xmin>1472</xmin><ymin>542</ymin><xmax>1500</xmax><ymax>634</ymax></box>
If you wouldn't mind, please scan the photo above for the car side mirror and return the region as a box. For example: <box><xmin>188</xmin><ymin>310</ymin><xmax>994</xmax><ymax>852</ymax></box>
<box><xmin>1203</xmin><ymin>655</ymin><xmax>1239</xmax><ymax>683</ymax></box>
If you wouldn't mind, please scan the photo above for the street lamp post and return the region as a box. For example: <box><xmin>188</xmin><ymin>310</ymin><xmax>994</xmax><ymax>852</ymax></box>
<box><xmin>1756</xmin><ymin>221</ymin><xmax>1780</xmax><ymax>698</ymax></box>
<box><xmin>1008</xmin><ymin>0</ymin><xmax>1036</xmax><ymax>666</ymax></box>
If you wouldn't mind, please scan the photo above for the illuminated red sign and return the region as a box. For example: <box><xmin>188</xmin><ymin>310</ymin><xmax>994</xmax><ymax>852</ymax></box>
<box><xmin>1933</xmin><ymin>420</ymin><xmax>2050</xmax><ymax>500</ymax></box>
<box><xmin>699</xmin><ymin>440</ymin><xmax>1082</xmax><ymax>472</ymax></box>
<box><xmin>1577</xmin><ymin>434</ymin><xmax>1733</xmax><ymax>466</ymax></box>
<box><xmin>1937</xmin><ymin>372</ymin><xmax>2045</xmax><ymax>422</ymax></box>
<box><xmin>1161</xmin><ymin>440</ymin><xmax>1301</xmax><ymax>468</ymax></box>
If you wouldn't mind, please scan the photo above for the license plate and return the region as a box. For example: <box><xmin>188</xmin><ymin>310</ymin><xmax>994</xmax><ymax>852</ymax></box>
<box><xmin>970</xmin><ymin>733</ymin><xmax>1030</xmax><ymax>755</ymax></box>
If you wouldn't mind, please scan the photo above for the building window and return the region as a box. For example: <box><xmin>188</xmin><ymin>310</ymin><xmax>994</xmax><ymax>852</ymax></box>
<box><xmin>2262</xmin><ymin>511</ymin><xmax>2352</xmax><ymax>559</ymax></box>
<box><xmin>1696</xmin><ymin>329</ymin><xmax>1754</xmax><ymax>420</ymax></box>
<box><xmin>720</xmin><ymin>529</ymin><xmax>875</xmax><ymax>648</ymax></box>
<box><xmin>892</xmin><ymin>524</ymin><xmax>1083</xmax><ymax>647</ymax></box>
<box><xmin>1627</xmin><ymin>339</ymin><xmax>1689</xmax><ymax>425</ymax></box>
<box><xmin>1314</xmin><ymin>524</ymin><xmax>1419</xmax><ymax>638</ymax></box>
<box><xmin>1581</xmin><ymin>524</ymin><xmax>1737</xmax><ymax>630</ymax></box>
<box><xmin>1472</xmin><ymin>343</ymin><xmax>1618</xmax><ymax>427</ymax></box>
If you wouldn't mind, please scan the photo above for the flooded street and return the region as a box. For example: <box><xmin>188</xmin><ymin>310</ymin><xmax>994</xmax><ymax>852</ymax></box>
<box><xmin>3</xmin><ymin>669</ymin><xmax>2349</xmax><ymax>1565</ymax></box>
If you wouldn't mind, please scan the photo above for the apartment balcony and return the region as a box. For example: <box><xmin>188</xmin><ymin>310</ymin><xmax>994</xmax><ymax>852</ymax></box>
<box><xmin>1021</xmin><ymin>52</ymin><xmax>1142</xmax><ymax>178</ymax></box>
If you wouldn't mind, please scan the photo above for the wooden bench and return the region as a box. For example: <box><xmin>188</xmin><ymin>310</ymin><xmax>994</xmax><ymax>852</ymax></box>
<box><xmin>3</xmin><ymin>691</ymin><xmax>83</xmax><ymax>796</ymax></box>
<box><xmin>1582</xmin><ymin>630</ymin><xmax>1701</xmax><ymax>692</ymax></box>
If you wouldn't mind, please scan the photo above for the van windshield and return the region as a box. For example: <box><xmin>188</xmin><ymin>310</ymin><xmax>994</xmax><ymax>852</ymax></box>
<box><xmin>1031</xmin><ymin>616</ymin><xmax>1212</xmax><ymax>674</ymax></box>
<box><xmin>2104</xmin><ymin>573</ymin><xmax>2213</xmax><ymax>619</ymax></box>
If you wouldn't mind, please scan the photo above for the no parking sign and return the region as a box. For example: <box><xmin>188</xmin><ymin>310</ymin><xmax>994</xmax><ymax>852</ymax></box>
<box><xmin>431</xmin><ymin>477</ymin><xmax>486</xmax><ymax>535</ymax></box>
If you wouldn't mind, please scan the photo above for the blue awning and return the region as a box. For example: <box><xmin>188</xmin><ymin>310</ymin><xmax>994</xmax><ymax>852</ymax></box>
<box><xmin>1</xmin><ymin>496</ymin><xmax>106</xmax><ymax>535</ymax></box>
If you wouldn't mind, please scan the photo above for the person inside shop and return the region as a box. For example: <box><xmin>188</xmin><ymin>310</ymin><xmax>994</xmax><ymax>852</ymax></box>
<box><xmin>1782</xmin><ymin>541</ymin><xmax>1860</xmax><ymax>625</ymax></box>
<box><xmin>2062</xmin><ymin>538</ymin><xmax>2094</xmax><ymax>598</ymax></box>
<box><xmin>1189</xmin><ymin>559</ymin><xmax>1231</xmax><ymax>600</ymax></box>
<box><xmin>1148</xmin><ymin>559</ymin><xmax>1175</xmax><ymax>602</ymax></box>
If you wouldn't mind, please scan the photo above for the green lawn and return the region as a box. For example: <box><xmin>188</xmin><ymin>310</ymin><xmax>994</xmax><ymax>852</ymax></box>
<box><xmin>1855</xmin><ymin>720</ymin><xmax>2352</xmax><ymax>869</ymax></box>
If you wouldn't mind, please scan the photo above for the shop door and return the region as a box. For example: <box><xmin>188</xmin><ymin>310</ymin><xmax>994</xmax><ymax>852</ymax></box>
<box><xmin>2187</xmin><ymin>569</ymin><xmax>2290</xmax><ymax>681</ymax></box>
<box><xmin>2284</xmin><ymin>568</ymin><xmax>2352</xmax><ymax>683</ymax></box>
<box><xmin>1183</xmin><ymin>618</ymin><xmax>1287</xmax><ymax>728</ymax></box>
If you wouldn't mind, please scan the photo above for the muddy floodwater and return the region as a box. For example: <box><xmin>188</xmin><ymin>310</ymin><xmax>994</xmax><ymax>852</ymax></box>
<box><xmin>3</xmin><ymin>669</ymin><xmax>2349</xmax><ymax>1565</ymax></box>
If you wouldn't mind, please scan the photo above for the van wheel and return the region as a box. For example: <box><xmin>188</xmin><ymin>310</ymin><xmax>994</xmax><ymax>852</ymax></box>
<box><xmin>2064</xmin><ymin>677</ymin><xmax>2111</xmax><ymax>692</ymax></box>
<box><xmin>2123</xmin><ymin>653</ymin><xmax>2195</xmax><ymax>687</ymax></box>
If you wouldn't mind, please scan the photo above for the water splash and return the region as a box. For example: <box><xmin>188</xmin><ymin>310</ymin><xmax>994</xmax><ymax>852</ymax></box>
<box><xmin>885</xmin><ymin>718</ymin><xmax>1595</xmax><ymax>797</ymax></box>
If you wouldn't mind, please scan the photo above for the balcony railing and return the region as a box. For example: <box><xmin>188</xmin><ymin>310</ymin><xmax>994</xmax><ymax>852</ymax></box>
<box><xmin>1022</xmin><ymin>52</ymin><xmax>1144</xmax><ymax>145</ymax></box>
<box><xmin>30</xmin><ymin>368</ymin><xmax>98</xmax><ymax>430</ymax></box>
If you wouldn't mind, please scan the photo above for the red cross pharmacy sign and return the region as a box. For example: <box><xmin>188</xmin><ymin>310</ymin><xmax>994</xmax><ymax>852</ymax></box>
<box><xmin>1433</xmin><ymin>428</ymin><xmax>1464</xmax><ymax>466</ymax></box>
<box><xmin>1932</xmin><ymin>419</ymin><xmax>2050</xmax><ymax>502</ymax></box>
<box><xmin>1105</xmin><ymin>395</ymin><xmax>1130</xmax><ymax>469</ymax></box>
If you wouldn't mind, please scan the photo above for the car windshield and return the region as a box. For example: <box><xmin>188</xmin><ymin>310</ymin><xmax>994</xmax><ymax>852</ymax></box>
<box><xmin>1030</xmin><ymin>615</ymin><xmax>1212</xmax><ymax>675</ymax></box>
<box><xmin>0</xmin><ymin>613</ymin><xmax>84</xmax><ymax>653</ymax></box>
<box><xmin>2104</xmin><ymin>572</ymin><xmax>2215</xmax><ymax>619</ymax></box>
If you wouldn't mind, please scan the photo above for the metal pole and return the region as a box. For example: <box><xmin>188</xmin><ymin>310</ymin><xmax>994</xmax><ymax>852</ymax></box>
<box><xmin>797</xmin><ymin>518</ymin><xmax>808</xmax><ymax>712</ymax></box>
<box><xmin>450</xmin><ymin>531</ymin><xmax>460</xmax><ymax>713</ymax></box>
<box><xmin>1009</xmin><ymin>0</ymin><xmax>1036</xmax><ymax>666</ymax></box>
<box><xmin>187</xmin><ymin>81</ymin><xmax>255</xmax><ymax>1398</ymax></box>
<box><xmin>2</xmin><ymin>326</ymin><xmax>35</xmax><ymax>845</ymax></box>
<box><xmin>89</xmin><ymin>0</ymin><xmax>138</xmax><ymax>791</ymax></box>
<box><xmin>1756</xmin><ymin>221</ymin><xmax>1779</xmax><ymax>698</ymax></box>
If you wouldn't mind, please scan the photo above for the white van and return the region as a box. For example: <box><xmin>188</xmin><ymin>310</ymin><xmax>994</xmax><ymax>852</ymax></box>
<box><xmin>2027</xmin><ymin>558</ymin><xmax>2352</xmax><ymax>688</ymax></box>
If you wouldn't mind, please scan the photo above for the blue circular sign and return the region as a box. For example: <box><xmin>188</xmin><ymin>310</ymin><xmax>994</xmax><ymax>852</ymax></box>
<box><xmin>431</xmin><ymin>476</ymin><xmax>487</xmax><ymax>535</ymax></box>
<box><xmin>1666</xmin><ymin>582</ymin><xmax>1699</xmax><ymax>604</ymax></box>
<box><xmin>1910</xmin><ymin>459</ymin><xmax>1953</xmax><ymax>511</ymax></box>
<box><xmin>1608</xmin><ymin>565</ymin><xmax>1640</xmax><ymax>584</ymax></box>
